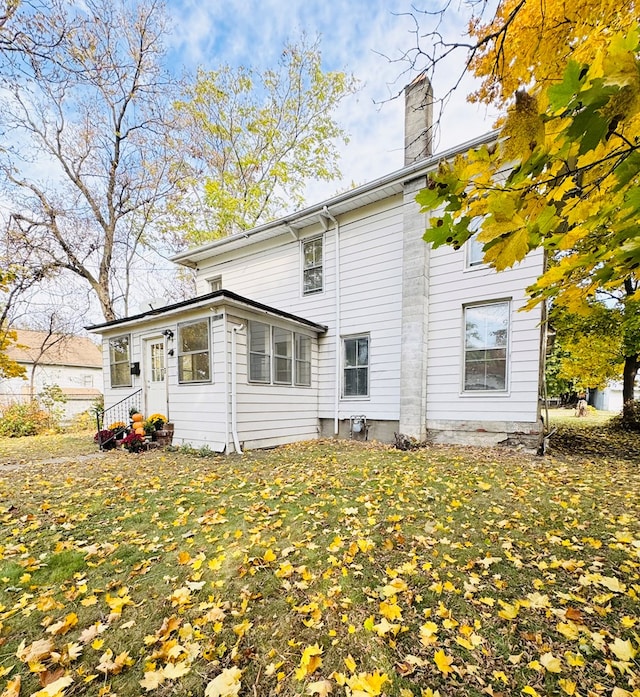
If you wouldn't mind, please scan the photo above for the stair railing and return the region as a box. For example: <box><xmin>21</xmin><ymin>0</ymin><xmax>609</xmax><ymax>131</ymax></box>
<box><xmin>95</xmin><ymin>389</ymin><xmax>142</xmax><ymax>450</ymax></box>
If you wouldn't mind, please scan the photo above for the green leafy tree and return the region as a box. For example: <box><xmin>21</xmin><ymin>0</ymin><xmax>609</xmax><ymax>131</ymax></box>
<box><xmin>416</xmin><ymin>1</ymin><xmax>640</xmax><ymax>402</ymax></box>
<box><xmin>167</xmin><ymin>36</ymin><xmax>358</xmax><ymax>244</ymax></box>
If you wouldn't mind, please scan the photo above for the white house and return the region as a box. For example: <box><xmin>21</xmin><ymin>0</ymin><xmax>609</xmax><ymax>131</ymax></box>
<box><xmin>88</xmin><ymin>78</ymin><xmax>545</xmax><ymax>452</ymax></box>
<box><xmin>0</xmin><ymin>329</ymin><xmax>103</xmax><ymax>421</ymax></box>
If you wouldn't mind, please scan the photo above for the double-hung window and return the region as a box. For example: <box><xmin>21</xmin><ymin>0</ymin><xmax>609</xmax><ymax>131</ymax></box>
<box><xmin>178</xmin><ymin>319</ymin><xmax>211</xmax><ymax>383</ymax></box>
<box><xmin>109</xmin><ymin>335</ymin><xmax>131</xmax><ymax>388</ymax></box>
<box><xmin>343</xmin><ymin>335</ymin><xmax>369</xmax><ymax>398</ymax></box>
<box><xmin>463</xmin><ymin>302</ymin><xmax>509</xmax><ymax>392</ymax></box>
<box><xmin>295</xmin><ymin>334</ymin><xmax>311</xmax><ymax>386</ymax></box>
<box><xmin>249</xmin><ymin>321</ymin><xmax>271</xmax><ymax>383</ymax></box>
<box><xmin>302</xmin><ymin>236</ymin><xmax>323</xmax><ymax>295</ymax></box>
<box><xmin>465</xmin><ymin>216</ymin><xmax>486</xmax><ymax>268</ymax></box>
<box><xmin>273</xmin><ymin>327</ymin><xmax>293</xmax><ymax>384</ymax></box>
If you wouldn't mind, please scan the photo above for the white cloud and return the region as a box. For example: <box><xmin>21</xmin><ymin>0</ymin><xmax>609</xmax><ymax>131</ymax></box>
<box><xmin>165</xmin><ymin>0</ymin><xmax>500</xmax><ymax>202</ymax></box>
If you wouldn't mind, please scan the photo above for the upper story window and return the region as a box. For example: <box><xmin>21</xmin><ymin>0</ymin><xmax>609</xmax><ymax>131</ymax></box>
<box><xmin>463</xmin><ymin>301</ymin><xmax>509</xmax><ymax>392</ymax></box>
<box><xmin>465</xmin><ymin>216</ymin><xmax>487</xmax><ymax>268</ymax></box>
<box><xmin>302</xmin><ymin>236</ymin><xmax>323</xmax><ymax>295</ymax></box>
<box><xmin>343</xmin><ymin>335</ymin><xmax>369</xmax><ymax>398</ymax></box>
<box><xmin>207</xmin><ymin>276</ymin><xmax>222</xmax><ymax>292</ymax></box>
<box><xmin>178</xmin><ymin>319</ymin><xmax>211</xmax><ymax>383</ymax></box>
<box><xmin>108</xmin><ymin>335</ymin><xmax>131</xmax><ymax>388</ymax></box>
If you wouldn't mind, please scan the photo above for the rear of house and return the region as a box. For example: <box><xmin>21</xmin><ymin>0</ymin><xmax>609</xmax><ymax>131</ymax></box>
<box><xmin>89</xmin><ymin>78</ymin><xmax>545</xmax><ymax>452</ymax></box>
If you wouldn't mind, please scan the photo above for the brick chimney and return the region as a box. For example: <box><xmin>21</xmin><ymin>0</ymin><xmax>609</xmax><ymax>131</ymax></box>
<box><xmin>404</xmin><ymin>72</ymin><xmax>433</xmax><ymax>165</ymax></box>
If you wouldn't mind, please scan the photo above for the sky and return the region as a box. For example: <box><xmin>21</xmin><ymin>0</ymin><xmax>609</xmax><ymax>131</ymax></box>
<box><xmin>164</xmin><ymin>0</ymin><xmax>500</xmax><ymax>203</ymax></box>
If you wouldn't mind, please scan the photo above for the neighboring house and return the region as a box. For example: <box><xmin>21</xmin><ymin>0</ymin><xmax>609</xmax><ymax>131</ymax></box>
<box><xmin>0</xmin><ymin>329</ymin><xmax>103</xmax><ymax>421</ymax></box>
<box><xmin>88</xmin><ymin>77</ymin><xmax>545</xmax><ymax>453</ymax></box>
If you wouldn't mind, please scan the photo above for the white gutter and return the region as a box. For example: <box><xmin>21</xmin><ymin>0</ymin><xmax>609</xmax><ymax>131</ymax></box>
<box><xmin>322</xmin><ymin>206</ymin><xmax>341</xmax><ymax>436</ymax></box>
<box><xmin>231</xmin><ymin>324</ymin><xmax>244</xmax><ymax>454</ymax></box>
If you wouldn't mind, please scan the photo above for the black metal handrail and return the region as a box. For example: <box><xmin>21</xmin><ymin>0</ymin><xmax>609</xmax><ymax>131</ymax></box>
<box><xmin>96</xmin><ymin>389</ymin><xmax>142</xmax><ymax>450</ymax></box>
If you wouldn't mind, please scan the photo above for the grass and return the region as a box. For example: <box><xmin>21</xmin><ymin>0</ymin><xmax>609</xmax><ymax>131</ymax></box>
<box><xmin>547</xmin><ymin>407</ymin><xmax>617</xmax><ymax>429</ymax></box>
<box><xmin>0</xmin><ymin>432</ymin><xmax>638</xmax><ymax>696</ymax></box>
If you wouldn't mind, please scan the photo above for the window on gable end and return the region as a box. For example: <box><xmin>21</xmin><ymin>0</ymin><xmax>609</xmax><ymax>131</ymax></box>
<box><xmin>302</xmin><ymin>236</ymin><xmax>323</xmax><ymax>295</ymax></box>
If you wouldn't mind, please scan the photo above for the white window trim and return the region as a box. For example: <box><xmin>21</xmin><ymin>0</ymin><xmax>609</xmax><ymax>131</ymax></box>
<box><xmin>206</xmin><ymin>275</ymin><xmax>222</xmax><ymax>292</ymax></box>
<box><xmin>461</xmin><ymin>300</ymin><xmax>511</xmax><ymax>395</ymax></box>
<box><xmin>342</xmin><ymin>334</ymin><xmax>370</xmax><ymax>400</ymax></box>
<box><xmin>294</xmin><ymin>334</ymin><xmax>312</xmax><ymax>387</ymax></box>
<box><xmin>108</xmin><ymin>334</ymin><xmax>132</xmax><ymax>388</ymax></box>
<box><xmin>248</xmin><ymin>320</ymin><xmax>271</xmax><ymax>384</ymax></box>
<box><xmin>272</xmin><ymin>327</ymin><xmax>293</xmax><ymax>385</ymax></box>
<box><xmin>177</xmin><ymin>318</ymin><xmax>212</xmax><ymax>384</ymax></box>
<box><xmin>301</xmin><ymin>235</ymin><xmax>324</xmax><ymax>296</ymax></box>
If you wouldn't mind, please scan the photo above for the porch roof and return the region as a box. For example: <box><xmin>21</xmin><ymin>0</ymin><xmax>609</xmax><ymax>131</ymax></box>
<box><xmin>85</xmin><ymin>289</ymin><xmax>328</xmax><ymax>334</ymax></box>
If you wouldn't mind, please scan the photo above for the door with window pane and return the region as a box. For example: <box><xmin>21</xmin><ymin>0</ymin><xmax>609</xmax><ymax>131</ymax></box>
<box><xmin>145</xmin><ymin>338</ymin><xmax>167</xmax><ymax>417</ymax></box>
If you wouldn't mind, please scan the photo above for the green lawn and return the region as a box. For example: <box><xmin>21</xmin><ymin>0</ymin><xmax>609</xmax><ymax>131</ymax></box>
<box><xmin>0</xmin><ymin>435</ymin><xmax>638</xmax><ymax>696</ymax></box>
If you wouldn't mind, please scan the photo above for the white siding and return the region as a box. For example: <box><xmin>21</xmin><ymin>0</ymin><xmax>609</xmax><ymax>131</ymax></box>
<box><xmin>195</xmin><ymin>197</ymin><xmax>405</xmax><ymax>422</ymax></box>
<box><xmin>425</xmin><ymin>245</ymin><xmax>544</xmax><ymax>425</ymax></box>
<box><xmin>101</xmin><ymin>310</ymin><xmax>228</xmax><ymax>450</ymax></box>
<box><xmin>227</xmin><ymin>313</ymin><xmax>320</xmax><ymax>451</ymax></box>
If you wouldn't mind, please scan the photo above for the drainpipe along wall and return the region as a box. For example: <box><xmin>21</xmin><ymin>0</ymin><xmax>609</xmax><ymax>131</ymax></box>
<box><xmin>321</xmin><ymin>206</ymin><xmax>341</xmax><ymax>436</ymax></box>
<box><xmin>231</xmin><ymin>323</ymin><xmax>244</xmax><ymax>454</ymax></box>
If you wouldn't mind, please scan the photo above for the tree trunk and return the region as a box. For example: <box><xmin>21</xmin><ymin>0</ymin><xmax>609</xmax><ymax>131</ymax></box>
<box><xmin>623</xmin><ymin>354</ymin><xmax>638</xmax><ymax>403</ymax></box>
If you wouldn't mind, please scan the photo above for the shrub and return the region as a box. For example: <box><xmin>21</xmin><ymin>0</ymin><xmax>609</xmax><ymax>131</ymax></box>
<box><xmin>0</xmin><ymin>402</ymin><xmax>50</xmax><ymax>437</ymax></box>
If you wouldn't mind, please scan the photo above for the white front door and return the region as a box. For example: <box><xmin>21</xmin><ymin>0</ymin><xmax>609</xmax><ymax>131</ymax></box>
<box><xmin>144</xmin><ymin>337</ymin><xmax>167</xmax><ymax>417</ymax></box>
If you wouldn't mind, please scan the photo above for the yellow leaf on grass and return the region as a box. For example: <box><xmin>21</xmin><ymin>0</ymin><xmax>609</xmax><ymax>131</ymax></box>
<box><xmin>46</xmin><ymin>614</ymin><xmax>78</xmax><ymax>636</ymax></box>
<box><xmin>0</xmin><ymin>676</ymin><xmax>20</xmax><ymax>697</ymax></box>
<box><xmin>540</xmin><ymin>652</ymin><xmax>562</xmax><ymax>673</ymax></box>
<box><xmin>344</xmin><ymin>654</ymin><xmax>357</xmax><ymax>673</ymax></box>
<box><xmin>204</xmin><ymin>667</ymin><xmax>242</xmax><ymax>697</ymax></box>
<box><xmin>140</xmin><ymin>670</ymin><xmax>165</xmax><ymax>691</ymax></box>
<box><xmin>379</xmin><ymin>600</ymin><xmax>402</xmax><ymax>622</ymax></box>
<box><xmin>163</xmin><ymin>662</ymin><xmax>191</xmax><ymax>680</ymax></box>
<box><xmin>295</xmin><ymin>644</ymin><xmax>323</xmax><ymax>680</ymax></box>
<box><xmin>433</xmin><ymin>649</ymin><xmax>454</xmax><ymax>675</ymax></box>
<box><xmin>343</xmin><ymin>671</ymin><xmax>388</xmax><ymax>696</ymax></box>
<box><xmin>522</xmin><ymin>687</ymin><xmax>540</xmax><ymax>697</ymax></box>
<box><xmin>610</xmin><ymin>638</ymin><xmax>637</xmax><ymax>661</ymax></box>
<box><xmin>16</xmin><ymin>638</ymin><xmax>54</xmax><ymax>663</ymax></box>
<box><xmin>558</xmin><ymin>678</ymin><xmax>577</xmax><ymax>695</ymax></box>
<box><xmin>31</xmin><ymin>676</ymin><xmax>73</xmax><ymax>697</ymax></box>
<box><xmin>306</xmin><ymin>679</ymin><xmax>333</xmax><ymax>696</ymax></box>
<box><xmin>564</xmin><ymin>651</ymin><xmax>585</xmax><ymax>667</ymax></box>
<box><xmin>498</xmin><ymin>601</ymin><xmax>519</xmax><ymax>620</ymax></box>
<box><xmin>263</xmin><ymin>548</ymin><xmax>277</xmax><ymax>563</ymax></box>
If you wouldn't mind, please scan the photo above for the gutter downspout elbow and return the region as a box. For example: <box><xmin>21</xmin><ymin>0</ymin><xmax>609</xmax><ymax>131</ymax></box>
<box><xmin>231</xmin><ymin>324</ymin><xmax>244</xmax><ymax>454</ymax></box>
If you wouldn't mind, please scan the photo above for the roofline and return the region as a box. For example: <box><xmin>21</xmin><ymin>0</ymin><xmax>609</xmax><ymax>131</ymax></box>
<box><xmin>85</xmin><ymin>289</ymin><xmax>328</xmax><ymax>334</ymax></box>
<box><xmin>170</xmin><ymin>130</ymin><xmax>499</xmax><ymax>266</ymax></box>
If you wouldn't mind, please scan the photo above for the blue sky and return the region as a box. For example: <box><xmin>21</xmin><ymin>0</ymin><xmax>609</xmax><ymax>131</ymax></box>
<box><xmin>164</xmin><ymin>0</ymin><xmax>499</xmax><ymax>202</ymax></box>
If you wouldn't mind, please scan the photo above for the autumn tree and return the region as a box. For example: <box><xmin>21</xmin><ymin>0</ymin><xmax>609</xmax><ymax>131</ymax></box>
<box><xmin>414</xmin><ymin>1</ymin><xmax>640</xmax><ymax>403</ymax></box>
<box><xmin>0</xmin><ymin>0</ymin><xmax>179</xmax><ymax>322</ymax></box>
<box><xmin>167</xmin><ymin>36</ymin><xmax>358</xmax><ymax>244</ymax></box>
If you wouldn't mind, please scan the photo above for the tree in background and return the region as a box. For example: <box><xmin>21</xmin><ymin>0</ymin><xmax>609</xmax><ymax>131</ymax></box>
<box><xmin>0</xmin><ymin>0</ymin><xmax>179</xmax><ymax>322</ymax></box>
<box><xmin>545</xmin><ymin>304</ymin><xmax>627</xmax><ymax>400</ymax></box>
<box><xmin>414</xmin><ymin>0</ymin><xmax>640</xmax><ymax>403</ymax></box>
<box><xmin>167</xmin><ymin>36</ymin><xmax>358</xmax><ymax>244</ymax></box>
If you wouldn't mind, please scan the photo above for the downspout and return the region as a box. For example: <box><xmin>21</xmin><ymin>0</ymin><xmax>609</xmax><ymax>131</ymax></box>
<box><xmin>322</xmin><ymin>205</ymin><xmax>341</xmax><ymax>436</ymax></box>
<box><xmin>231</xmin><ymin>324</ymin><xmax>244</xmax><ymax>454</ymax></box>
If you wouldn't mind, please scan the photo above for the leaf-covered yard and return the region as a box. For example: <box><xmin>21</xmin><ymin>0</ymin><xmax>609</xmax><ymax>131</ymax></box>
<box><xmin>0</xmin><ymin>436</ymin><xmax>639</xmax><ymax>697</ymax></box>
